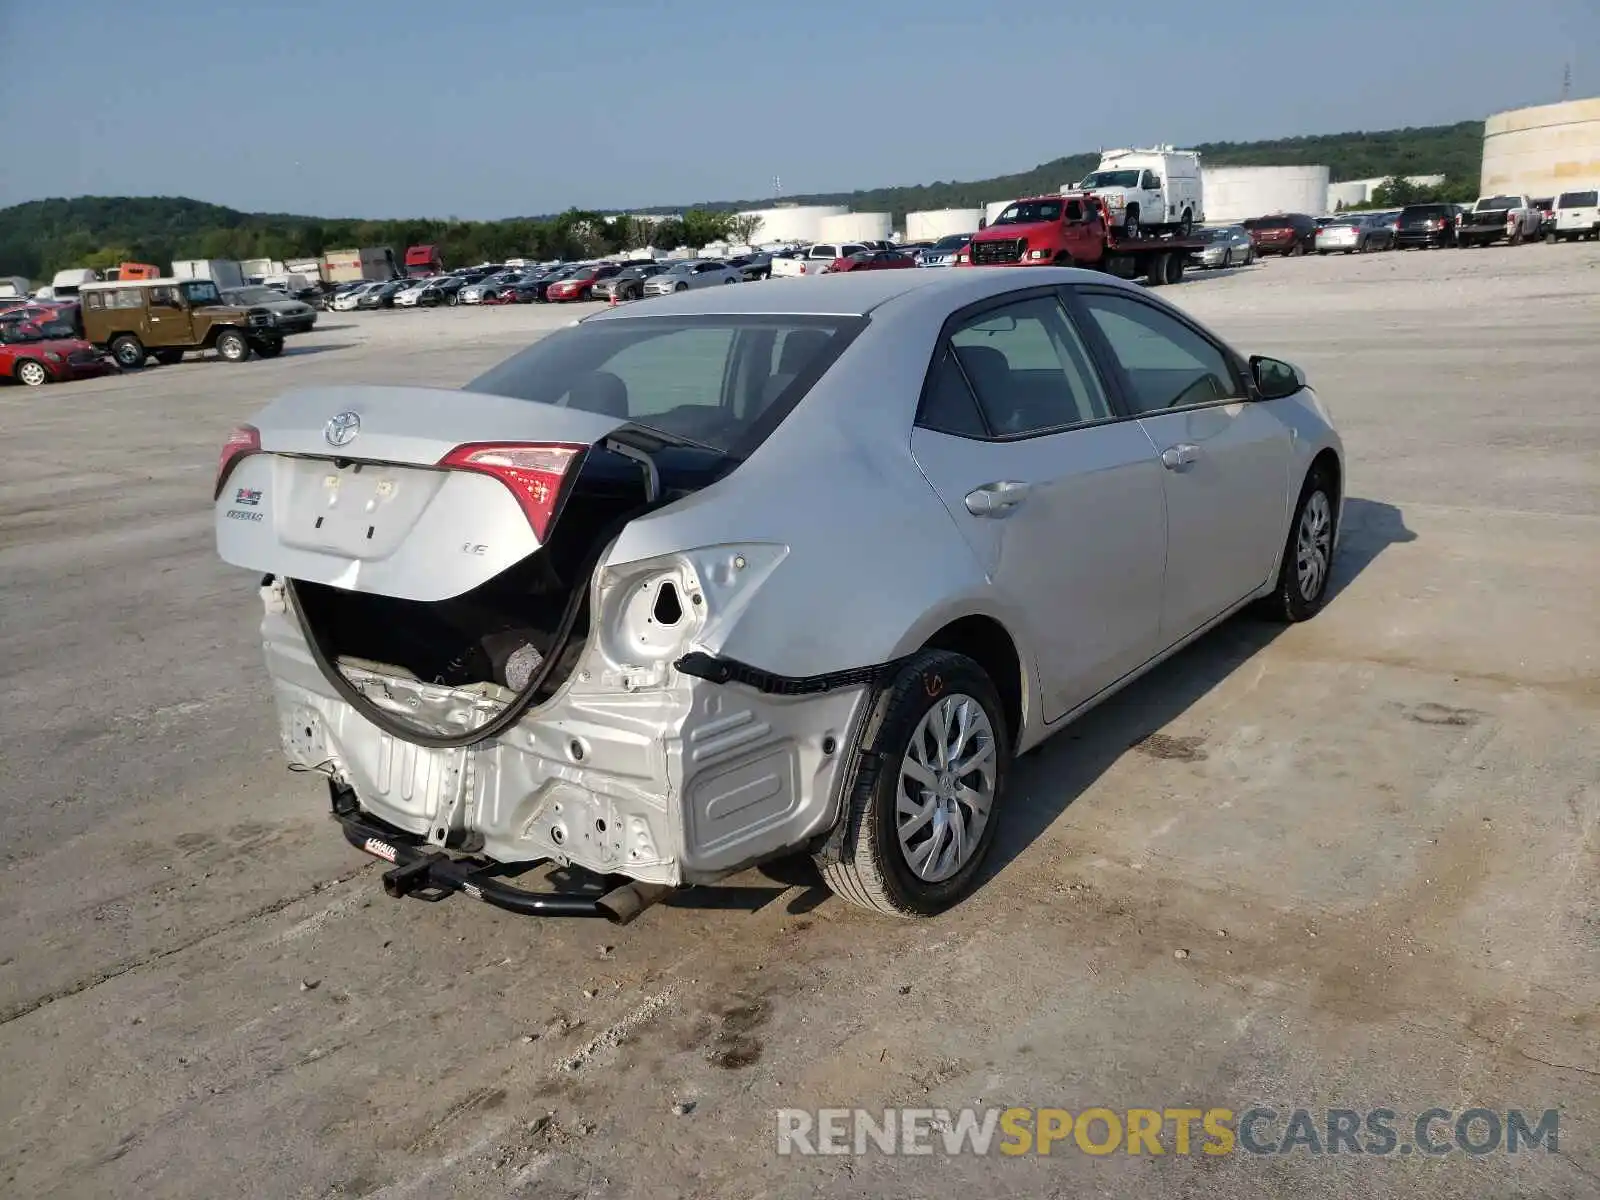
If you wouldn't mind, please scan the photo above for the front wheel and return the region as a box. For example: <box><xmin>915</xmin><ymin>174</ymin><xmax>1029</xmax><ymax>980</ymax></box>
<box><xmin>1178</xmin><ymin>209</ymin><xmax>1193</xmax><ymax>237</ymax></box>
<box><xmin>14</xmin><ymin>358</ymin><xmax>49</xmax><ymax>387</ymax></box>
<box><xmin>215</xmin><ymin>330</ymin><xmax>250</xmax><ymax>362</ymax></box>
<box><xmin>1260</xmin><ymin>466</ymin><xmax>1338</xmax><ymax>623</ymax></box>
<box><xmin>1122</xmin><ymin>207</ymin><xmax>1141</xmax><ymax>239</ymax></box>
<box><xmin>253</xmin><ymin>337</ymin><xmax>284</xmax><ymax>358</ymax></box>
<box><xmin>814</xmin><ymin>649</ymin><xmax>1010</xmax><ymax>917</ymax></box>
<box><xmin>674</xmin><ymin>282</ymin><xmax>688</xmax><ymax>292</ymax></box>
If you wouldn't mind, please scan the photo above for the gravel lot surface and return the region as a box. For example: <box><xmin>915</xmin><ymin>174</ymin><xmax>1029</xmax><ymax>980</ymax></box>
<box><xmin>1</xmin><ymin>244</ymin><xmax>1596</xmax><ymax>1199</ymax></box>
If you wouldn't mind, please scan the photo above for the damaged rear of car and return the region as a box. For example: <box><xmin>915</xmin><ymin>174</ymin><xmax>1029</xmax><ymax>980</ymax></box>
<box><xmin>216</xmin><ymin>311</ymin><xmax>885</xmax><ymax>922</ymax></box>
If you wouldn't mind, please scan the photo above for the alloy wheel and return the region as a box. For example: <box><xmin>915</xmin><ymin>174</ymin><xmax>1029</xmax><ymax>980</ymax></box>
<box><xmin>897</xmin><ymin>694</ymin><xmax>997</xmax><ymax>883</ymax></box>
<box><xmin>1296</xmin><ymin>490</ymin><xmax>1333</xmax><ymax>601</ymax></box>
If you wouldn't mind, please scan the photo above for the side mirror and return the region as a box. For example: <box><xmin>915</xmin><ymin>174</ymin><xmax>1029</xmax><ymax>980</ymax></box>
<box><xmin>1250</xmin><ymin>355</ymin><xmax>1305</xmax><ymax>400</ymax></box>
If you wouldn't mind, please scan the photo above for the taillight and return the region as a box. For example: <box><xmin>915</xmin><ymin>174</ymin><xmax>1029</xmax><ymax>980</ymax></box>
<box><xmin>214</xmin><ymin>424</ymin><xmax>260</xmax><ymax>497</ymax></box>
<box><xmin>438</xmin><ymin>442</ymin><xmax>587</xmax><ymax>541</ymax></box>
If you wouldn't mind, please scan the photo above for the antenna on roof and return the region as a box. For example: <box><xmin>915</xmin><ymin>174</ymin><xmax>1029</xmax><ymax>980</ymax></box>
<box><xmin>1560</xmin><ymin>62</ymin><xmax>1571</xmax><ymax>101</ymax></box>
<box><xmin>773</xmin><ymin>174</ymin><xmax>782</xmax><ymax>200</ymax></box>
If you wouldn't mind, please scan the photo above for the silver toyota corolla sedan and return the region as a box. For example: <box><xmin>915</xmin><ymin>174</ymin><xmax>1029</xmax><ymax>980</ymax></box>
<box><xmin>215</xmin><ymin>269</ymin><xmax>1344</xmax><ymax>923</ymax></box>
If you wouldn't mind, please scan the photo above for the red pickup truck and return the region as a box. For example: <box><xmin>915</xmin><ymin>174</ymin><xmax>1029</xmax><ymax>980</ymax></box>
<box><xmin>959</xmin><ymin>192</ymin><xmax>1207</xmax><ymax>285</ymax></box>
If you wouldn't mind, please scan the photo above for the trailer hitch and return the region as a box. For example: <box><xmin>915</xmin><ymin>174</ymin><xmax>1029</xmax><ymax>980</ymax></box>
<box><xmin>329</xmin><ymin>784</ymin><xmax>672</xmax><ymax>924</ymax></box>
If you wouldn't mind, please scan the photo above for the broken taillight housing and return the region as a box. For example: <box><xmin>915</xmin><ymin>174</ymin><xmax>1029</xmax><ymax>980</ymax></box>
<box><xmin>214</xmin><ymin>424</ymin><xmax>261</xmax><ymax>498</ymax></box>
<box><xmin>438</xmin><ymin>442</ymin><xmax>587</xmax><ymax>541</ymax></box>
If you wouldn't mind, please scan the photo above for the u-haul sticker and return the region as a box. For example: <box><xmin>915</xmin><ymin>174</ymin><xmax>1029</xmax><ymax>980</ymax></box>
<box><xmin>362</xmin><ymin>837</ymin><xmax>398</xmax><ymax>862</ymax></box>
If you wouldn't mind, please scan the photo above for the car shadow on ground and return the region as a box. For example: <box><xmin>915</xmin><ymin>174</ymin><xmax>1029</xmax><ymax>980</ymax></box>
<box><xmin>748</xmin><ymin>496</ymin><xmax>1415</xmax><ymax>915</ymax></box>
<box><xmin>278</xmin><ymin>343</ymin><xmax>358</xmax><ymax>359</ymax></box>
<box><xmin>983</xmin><ymin>495</ymin><xmax>1414</xmax><ymax>885</ymax></box>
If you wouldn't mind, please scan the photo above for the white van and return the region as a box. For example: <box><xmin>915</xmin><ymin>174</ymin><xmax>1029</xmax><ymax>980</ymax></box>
<box><xmin>48</xmin><ymin>268</ymin><xmax>100</xmax><ymax>298</ymax></box>
<box><xmin>1551</xmin><ymin>189</ymin><xmax>1599</xmax><ymax>242</ymax></box>
<box><xmin>1074</xmin><ymin>147</ymin><xmax>1204</xmax><ymax>238</ymax></box>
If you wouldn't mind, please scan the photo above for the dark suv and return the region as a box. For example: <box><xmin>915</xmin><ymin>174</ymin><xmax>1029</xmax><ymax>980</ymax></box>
<box><xmin>1242</xmin><ymin>213</ymin><xmax>1318</xmax><ymax>257</ymax></box>
<box><xmin>1395</xmin><ymin>203</ymin><xmax>1461</xmax><ymax>249</ymax></box>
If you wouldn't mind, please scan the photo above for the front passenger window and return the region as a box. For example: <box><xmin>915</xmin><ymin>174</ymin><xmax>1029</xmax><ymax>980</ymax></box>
<box><xmin>1077</xmin><ymin>292</ymin><xmax>1243</xmax><ymax>414</ymax></box>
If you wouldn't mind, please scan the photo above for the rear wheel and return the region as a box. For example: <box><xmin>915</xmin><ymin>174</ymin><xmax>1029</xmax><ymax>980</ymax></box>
<box><xmin>153</xmin><ymin>348</ymin><xmax>185</xmax><ymax>366</ymax></box>
<box><xmin>215</xmin><ymin>330</ymin><xmax>250</xmax><ymax>362</ymax></box>
<box><xmin>814</xmin><ymin>649</ymin><xmax>1010</xmax><ymax>917</ymax></box>
<box><xmin>14</xmin><ymin>358</ymin><xmax>49</xmax><ymax>387</ymax></box>
<box><xmin>109</xmin><ymin>334</ymin><xmax>146</xmax><ymax>369</ymax></box>
<box><xmin>1260</xmin><ymin>465</ymin><xmax>1338</xmax><ymax>623</ymax></box>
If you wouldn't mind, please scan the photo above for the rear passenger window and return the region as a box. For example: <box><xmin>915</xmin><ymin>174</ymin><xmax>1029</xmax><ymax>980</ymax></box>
<box><xmin>942</xmin><ymin>295</ymin><xmax>1113</xmax><ymax>436</ymax></box>
<box><xmin>1078</xmin><ymin>292</ymin><xmax>1243</xmax><ymax>413</ymax></box>
<box><xmin>917</xmin><ymin>347</ymin><xmax>988</xmax><ymax>438</ymax></box>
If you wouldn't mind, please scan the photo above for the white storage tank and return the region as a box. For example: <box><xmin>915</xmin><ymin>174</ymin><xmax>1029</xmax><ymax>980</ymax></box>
<box><xmin>735</xmin><ymin>205</ymin><xmax>847</xmax><ymax>245</ymax></box>
<box><xmin>818</xmin><ymin>212</ymin><xmax>892</xmax><ymax>242</ymax></box>
<box><xmin>1202</xmin><ymin>165</ymin><xmax>1331</xmax><ymax>222</ymax></box>
<box><xmin>983</xmin><ymin>199</ymin><xmax>1014</xmax><ymax>226</ymax></box>
<box><xmin>1482</xmin><ymin>97</ymin><xmax>1600</xmax><ymax>197</ymax></box>
<box><xmin>905</xmin><ymin>208</ymin><xmax>984</xmax><ymax>241</ymax></box>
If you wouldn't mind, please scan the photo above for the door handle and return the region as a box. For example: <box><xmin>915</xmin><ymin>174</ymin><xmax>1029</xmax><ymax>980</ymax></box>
<box><xmin>964</xmin><ymin>480</ymin><xmax>1031</xmax><ymax>516</ymax></box>
<box><xmin>1161</xmin><ymin>443</ymin><xmax>1199</xmax><ymax>470</ymax></box>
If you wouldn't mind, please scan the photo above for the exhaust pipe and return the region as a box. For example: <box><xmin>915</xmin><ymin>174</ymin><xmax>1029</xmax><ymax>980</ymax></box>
<box><xmin>596</xmin><ymin>880</ymin><xmax>674</xmax><ymax>925</ymax></box>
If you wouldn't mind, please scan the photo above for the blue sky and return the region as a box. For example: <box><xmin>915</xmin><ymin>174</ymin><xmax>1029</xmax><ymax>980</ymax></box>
<box><xmin>1</xmin><ymin>0</ymin><xmax>1594</xmax><ymax>219</ymax></box>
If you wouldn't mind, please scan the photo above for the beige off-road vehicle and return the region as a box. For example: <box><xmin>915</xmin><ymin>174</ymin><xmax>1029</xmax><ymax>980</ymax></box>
<box><xmin>78</xmin><ymin>277</ymin><xmax>295</xmax><ymax>367</ymax></box>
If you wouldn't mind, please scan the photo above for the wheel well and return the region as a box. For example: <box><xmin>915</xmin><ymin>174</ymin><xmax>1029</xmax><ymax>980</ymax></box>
<box><xmin>921</xmin><ymin>616</ymin><xmax>1023</xmax><ymax>744</ymax></box>
<box><xmin>1310</xmin><ymin>448</ymin><xmax>1342</xmax><ymax>503</ymax></box>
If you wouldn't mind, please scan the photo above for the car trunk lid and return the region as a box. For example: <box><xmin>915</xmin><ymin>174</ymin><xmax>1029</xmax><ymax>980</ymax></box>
<box><xmin>215</xmin><ymin>385</ymin><xmax>633</xmax><ymax>602</ymax></box>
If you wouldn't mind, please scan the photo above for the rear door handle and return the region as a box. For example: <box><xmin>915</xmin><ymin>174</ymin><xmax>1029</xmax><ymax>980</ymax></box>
<box><xmin>964</xmin><ymin>480</ymin><xmax>1031</xmax><ymax>516</ymax></box>
<box><xmin>1161</xmin><ymin>443</ymin><xmax>1199</xmax><ymax>470</ymax></box>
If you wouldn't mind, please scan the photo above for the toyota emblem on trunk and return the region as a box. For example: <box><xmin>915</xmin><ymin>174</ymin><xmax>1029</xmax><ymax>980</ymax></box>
<box><xmin>324</xmin><ymin>411</ymin><xmax>361</xmax><ymax>447</ymax></box>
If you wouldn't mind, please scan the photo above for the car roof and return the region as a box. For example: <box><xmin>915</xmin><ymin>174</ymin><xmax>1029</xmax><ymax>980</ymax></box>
<box><xmin>585</xmin><ymin>265</ymin><xmax>1137</xmax><ymax>320</ymax></box>
<box><xmin>80</xmin><ymin>277</ymin><xmax>188</xmax><ymax>290</ymax></box>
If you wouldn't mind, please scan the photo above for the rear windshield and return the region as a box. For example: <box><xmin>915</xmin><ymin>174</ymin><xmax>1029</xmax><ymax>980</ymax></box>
<box><xmin>1558</xmin><ymin>191</ymin><xmax>1598</xmax><ymax>207</ymax></box>
<box><xmin>1475</xmin><ymin>196</ymin><xmax>1518</xmax><ymax>211</ymax></box>
<box><xmin>464</xmin><ymin>314</ymin><xmax>867</xmax><ymax>457</ymax></box>
<box><xmin>1243</xmin><ymin>217</ymin><xmax>1295</xmax><ymax>230</ymax></box>
<box><xmin>1401</xmin><ymin>204</ymin><xmax>1450</xmax><ymax>218</ymax></box>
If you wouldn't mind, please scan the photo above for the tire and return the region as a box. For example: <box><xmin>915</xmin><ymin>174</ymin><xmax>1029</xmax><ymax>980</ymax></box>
<box><xmin>109</xmin><ymin>334</ymin><xmax>146</xmax><ymax>369</ymax></box>
<box><xmin>723</xmin><ymin>276</ymin><xmax>737</xmax><ymax>284</ymax></box>
<box><xmin>153</xmin><ymin>349</ymin><xmax>185</xmax><ymax>366</ymax></box>
<box><xmin>1259</xmin><ymin>465</ymin><xmax>1338</xmax><ymax>623</ymax></box>
<box><xmin>253</xmin><ymin>337</ymin><xmax>284</xmax><ymax>358</ymax></box>
<box><xmin>1289</xmin><ymin>240</ymin><xmax>1306</xmax><ymax>257</ymax></box>
<box><xmin>14</xmin><ymin>358</ymin><xmax>49</xmax><ymax>387</ymax></box>
<box><xmin>215</xmin><ymin>330</ymin><xmax>250</xmax><ymax>362</ymax></box>
<box><xmin>1178</xmin><ymin>209</ymin><xmax>1193</xmax><ymax>237</ymax></box>
<box><xmin>814</xmin><ymin>649</ymin><xmax>1011</xmax><ymax>917</ymax></box>
<box><xmin>674</xmin><ymin>282</ymin><xmax>688</xmax><ymax>293</ymax></box>
<box><xmin>1122</xmin><ymin>206</ymin><xmax>1141</xmax><ymax>239</ymax></box>
<box><xmin>1509</xmin><ymin>226</ymin><xmax>1523</xmax><ymax>247</ymax></box>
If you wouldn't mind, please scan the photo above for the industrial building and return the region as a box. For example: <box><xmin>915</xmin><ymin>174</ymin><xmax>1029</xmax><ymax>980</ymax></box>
<box><xmin>1326</xmin><ymin>175</ymin><xmax>1445</xmax><ymax>210</ymax></box>
<box><xmin>1481</xmin><ymin>97</ymin><xmax>1600</xmax><ymax>197</ymax></box>
<box><xmin>818</xmin><ymin>212</ymin><xmax>892</xmax><ymax>242</ymax></box>
<box><xmin>906</xmin><ymin>208</ymin><xmax>984</xmax><ymax>240</ymax></box>
<box><xmin>736</xmin><ymin>204</ymin><xmax>848</xmax><ymax>245</ymax></box>
<box><xmin>1202</xmin><ymin>166</ymin><xmax>1331</xmax><ymax>222</ymax></box>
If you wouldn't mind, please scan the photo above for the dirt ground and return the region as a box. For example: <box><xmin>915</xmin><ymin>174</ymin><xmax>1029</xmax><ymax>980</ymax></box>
<box><xmin>1</xmin><ymin>245</ymin><xmax>1596</xmax><ymax>1200</ymax></box>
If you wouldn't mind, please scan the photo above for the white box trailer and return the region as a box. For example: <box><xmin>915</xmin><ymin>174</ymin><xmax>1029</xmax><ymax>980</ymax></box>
<box><xmin>171</xmin><ymin>259</ymin><xmax>245</xmax><ymax>290</ymax></box>
<box><xmin>322</xmin><ymin>247</ymin><xmax>400</xmax><ymax>284</ymax></box>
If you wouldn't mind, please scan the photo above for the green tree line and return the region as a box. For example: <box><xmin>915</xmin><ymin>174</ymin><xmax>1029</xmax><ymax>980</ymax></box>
<box><xmin>0</xmin><ymin>121</ymin><xmax>1484</xmax><ymax>281</ymax></box>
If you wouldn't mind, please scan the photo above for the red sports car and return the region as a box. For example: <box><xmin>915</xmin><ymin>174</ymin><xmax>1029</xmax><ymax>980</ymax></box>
<box><xmin>0</xmin><ymin>318</ymin><xmax>114</xmax><ymax>386</ymax></box>
<box><xmin>827</xmin><ymin>249</ymin><xmax>917</xmax><ymax>273</ymax></box>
